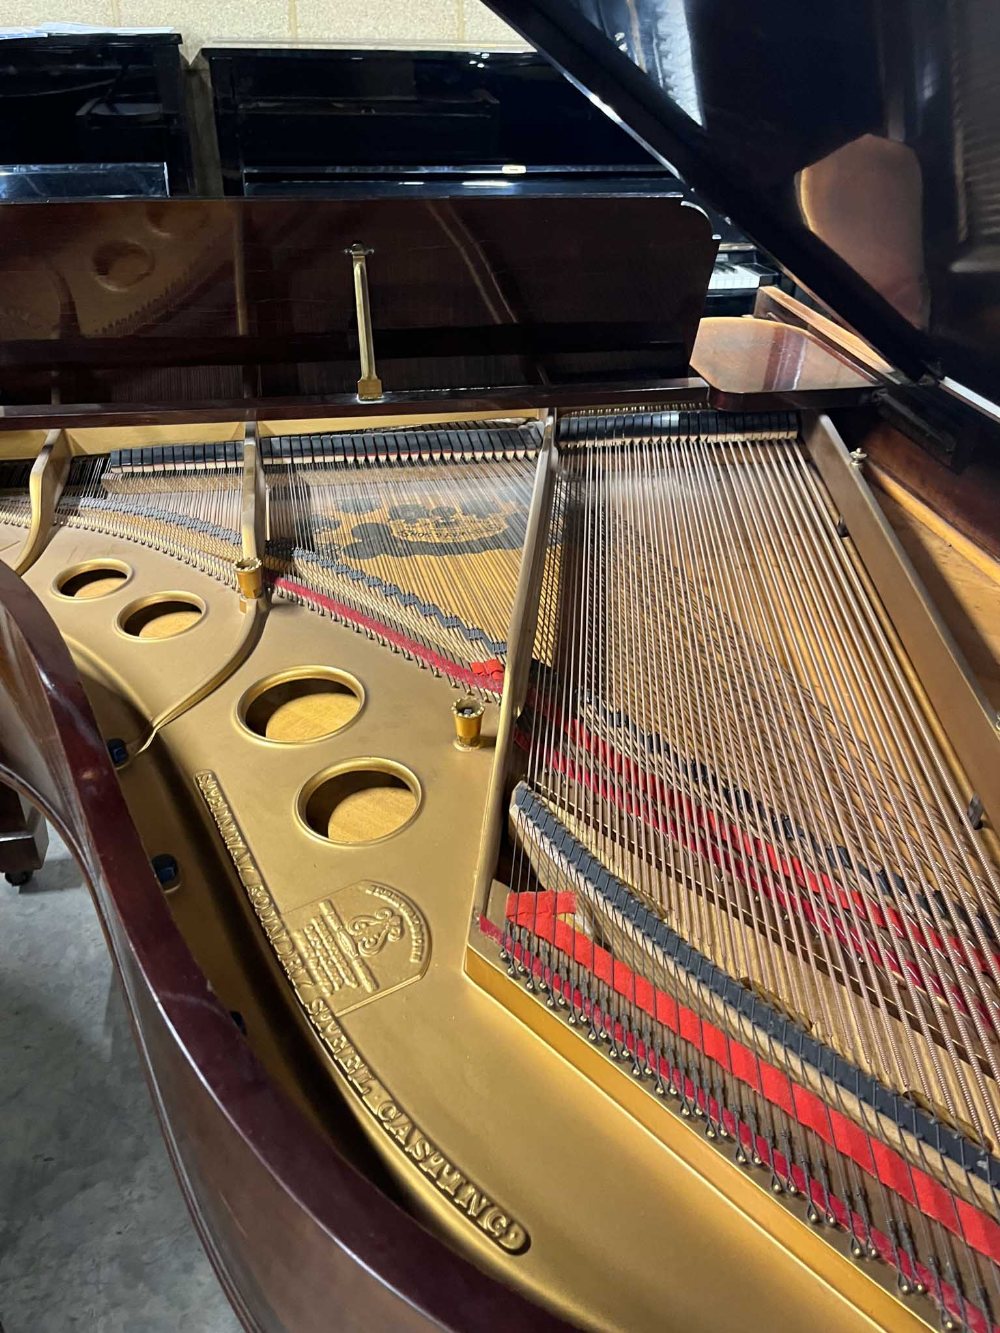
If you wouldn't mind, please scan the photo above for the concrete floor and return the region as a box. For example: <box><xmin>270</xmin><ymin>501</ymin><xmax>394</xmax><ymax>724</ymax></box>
<box><xmin>0</xmin><ymin>830</ymin><xmax>240</xmax><ymax>1333</ymax></box>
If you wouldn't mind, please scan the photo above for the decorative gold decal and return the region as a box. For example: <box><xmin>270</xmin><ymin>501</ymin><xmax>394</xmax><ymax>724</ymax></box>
<box><xmin>285</xmin><ymin>880</ymin><xmax>429</xmax><ymax>1016</ymax></box>
<box><xmin>194</xmin><ymin>770</ymin><xmax>528</xmax><ymax>1254</ymax></box>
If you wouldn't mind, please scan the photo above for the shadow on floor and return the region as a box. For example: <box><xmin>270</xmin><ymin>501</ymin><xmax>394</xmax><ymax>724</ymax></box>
<box><xmin>0</xmin><ymin>832</ymin><xmax>240</xmax><ymax>1333</ymax></box>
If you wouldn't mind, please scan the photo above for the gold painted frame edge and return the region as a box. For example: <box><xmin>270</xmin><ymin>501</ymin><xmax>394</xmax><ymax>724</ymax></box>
<box><xmin>804</xmin><ymin>411</ymin><xmax>1000</xmax><ymax>834</ymax></box>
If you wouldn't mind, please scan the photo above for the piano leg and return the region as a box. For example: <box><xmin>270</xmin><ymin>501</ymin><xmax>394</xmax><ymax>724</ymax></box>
<box><xmin>0</xmin><ymin>783</ymin><xmax>48</xmax><ymax>886</ymax></box>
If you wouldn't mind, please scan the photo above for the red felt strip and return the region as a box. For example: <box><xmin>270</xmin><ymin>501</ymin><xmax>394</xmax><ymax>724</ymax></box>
<box><xmin>506</xmin><ymin>890</ymin><xmax>578</xmax><ymax>924</ymax></box>
<box><xmin>275</xmin><ymin>578</ymin><xmax>505</xmax><ymax>693</ymax></box>
<box><xmin>529</xmin><ymin>691</ymin><xmax>1000</xmax><ymax>1016</ymax></box>
<box><xmin>792</xmin><ymin>1084</ymin><xmax>834</xmax><ymax>1144</ymax></box>
<box><xmin>485</xmin><ymin>906</ymin><xmax>1000</xmax><ymax>1267</ymax></box>
<box><xmin>871</xmin><ymin>1138</ymin><xmax>918</xmax><ymax>1206</ymax></box>
<box><xmin>656</xmin><ymin>989</ymin><xmax>679</xmax><ymax>1032</ymax></box>
<box><xmin>480</xmin><ymin>912</ymin><xmax>999</xmax><ymax>1333</ymax></box>
<box><xmin>702</xmin><ymin>1021</ymin><xmax>731</xmax><ymax>1071</ymax></box>
<box><xmin>679</xmin><ymin>1008</ymin><xmax>701</xmax><ymax>1048</ymax></box>
<box><xmin>729</xmin><ymin>1041</ymin><xmax>762</xmax><ymax>1093</ymax></box>
<box><xmin>760</xmin><ymin>1063</ymin><xmax>795</xmax><ymax>1118</ymax></box>
<box><xmin>830</xmin><ymin>1109</ymin><xmax>876</xmax><ymax>1175</ymax></box>
<box><xmin>914</xmin><ymin>1171</ymin><xmax>961</xmax><ymax>1233</ymax></box>
<box><xmin>958</xmin><ymin>1198</ymin><xmax>1000</xmax><ymax>1271</ymax></box>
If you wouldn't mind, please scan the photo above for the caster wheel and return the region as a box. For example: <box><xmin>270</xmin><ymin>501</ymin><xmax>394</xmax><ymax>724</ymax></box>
<box><xmin>5</xmin><ymin>869</ymin><xmax>33</xmax><ymax>887</ymax></box>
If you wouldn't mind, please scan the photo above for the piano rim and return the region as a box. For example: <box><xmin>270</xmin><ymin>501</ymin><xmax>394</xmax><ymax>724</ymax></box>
<box><xmin>0</xmin><ymin>555</ymin><xmax>569</xmax><ymax>1332</ymax></box>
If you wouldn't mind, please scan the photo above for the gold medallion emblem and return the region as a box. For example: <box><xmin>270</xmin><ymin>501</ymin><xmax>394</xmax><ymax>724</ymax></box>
<box><xmin>195</xmin><ymin>771</ymin><xmax>527</xmax><ymax>1253</ymax></box>
<box><xmin>286</xmin><ymin>880</ymin><xmax>429</xmax><ymax>1016</ymax></box>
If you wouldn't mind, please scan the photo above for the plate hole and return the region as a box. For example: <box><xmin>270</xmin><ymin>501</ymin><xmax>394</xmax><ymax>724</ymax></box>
<box><xmin>302</xmin><ymin>764</ymin><xmax>419</xmax><ymax>845</ymax></box>
<box><xmin>56</xmin><ymin>562</ymin><xmax>130</xmax><ymax>600</ymax></box>
<box><xmin>92</xmin><ymin>239</ymin><xmax>154</xmax><ymax>291</ymax></box>
<box><xmin>120</xmin><ymin>595</ymin><xmax>204</xmax><ymax>640</ymax></box>
<box><xmin>241</xmin><ymin>671</ymin><xmax>362</xmax><ymax>743</ymax></box>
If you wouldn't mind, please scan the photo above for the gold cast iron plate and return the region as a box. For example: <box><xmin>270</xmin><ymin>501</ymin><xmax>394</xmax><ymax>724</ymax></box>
<box><xmin>11</xmin><ymin>521</ymin><xmax>926</xmax><ymax>1332</ymax></box>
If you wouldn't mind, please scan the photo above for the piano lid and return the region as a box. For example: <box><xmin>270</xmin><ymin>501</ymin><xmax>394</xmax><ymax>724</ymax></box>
<box><xmin>482</xmin><ymin>0</ymin><xmax>1000</xmax><ymax>407</ymax></box>
<box><xmin>0</xmin><ymin>194</ymin><xmax>716</xmax><ymax>425</ymax></box>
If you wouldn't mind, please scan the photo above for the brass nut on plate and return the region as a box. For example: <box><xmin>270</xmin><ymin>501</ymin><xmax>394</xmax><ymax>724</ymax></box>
<box><xmin>235</xmin><ymin>556</ymin><xmax>263</xmax><ymax>600</ymax></box>
<box><xmin>452</xmin><ymin>695</ymin><xmax>485</xmax><ymax>749</ymax></box>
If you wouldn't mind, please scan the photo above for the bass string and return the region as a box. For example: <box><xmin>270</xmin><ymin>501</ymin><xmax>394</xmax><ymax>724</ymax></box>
<box><xmin>264</xmin><ymin>433</ymin><xmax>538</xmax><ymax>683</ymax></box>
<box><xmin>644</xmin><ymin>427</ymin><xmax>917</xmax><ymax>1267</ymax></box>
<box><xmin>56</xmin><ymin>449</ymin><xmax>243</xmax><ymax>571</ymax></box>
<box><xmin>682</xmin><ymin>426</ymin><xmax>997</xmax><ymax>1279</ymax></box>
<box><xmin>645</xmin><ymin>435</ymin><xmax>989</xmax><ymax>1132</ymax></box>
<box><xmin>512</xmin><ymin>418</ymin><xmax>1000</xmax><ymax>1290</ymax></box>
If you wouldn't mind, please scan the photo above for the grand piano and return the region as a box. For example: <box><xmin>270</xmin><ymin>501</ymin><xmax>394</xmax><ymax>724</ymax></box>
<box><xmin>1</xmin><ymin>1</ymin><xmax>999</xmax><ymax>1331</ymax></box>
<box><xmin>193</xmin><ymin>42</ymin><xmax>778</xmax><ymax>310</ymax></box>
<box><xmin>0</xmin><ymin>27</ymin><xmax>192</xmax><ymax>198</ymax></box>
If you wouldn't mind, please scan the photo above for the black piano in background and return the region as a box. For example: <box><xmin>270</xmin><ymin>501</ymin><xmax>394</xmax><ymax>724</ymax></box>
<box><xmin>196</xmin><ymin>44</ymin><xmax>780</xmax><ymax>314</ymax></box>
<box><xmin>0</xmin><ymin>29</ymin><xmax>193</xmax><ymax>198</ymax></box>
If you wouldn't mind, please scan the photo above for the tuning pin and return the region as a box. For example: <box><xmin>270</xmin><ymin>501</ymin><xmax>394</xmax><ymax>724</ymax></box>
<box><xmin>899</xmin><ymin>1223</ymin><xmax>925</xmax><ymax>1295</ymax></box>
<box><xmin>816</xmin><ymin>1159</ymin><xmax>838</xmax><ymax>1227</ymax></box>
<box><xmin>744</xmin><ymin>1104</ymin><xmax>762</xmax><ymax>1166</ymax></box>
<box><xmin>734</xmin><ymin>1129</ymin><xmax>749</xmax><ymax>1168</ymax></box>
<box><xmin>677</xmin><ymin>1060</ymin><xmax>692</xmax><ymax>1116</ymax></box>
<box><xmin>778</xmin><ymin>1132</ymin><xmax>797</xmax><ymax>1195</ymax></box>
<box><xmin>888</xmin><ymin>1221</ymin><xmax>913</xmax><ymax>1297</ymax></box>
<box><xmin>515</xmin><ymin>926</ymin><xmax>528</xmax><ymax>975</ymax></box>
<box><xmin>803</xmin><ymin>1151</ymin><xmax>822</xmax><ymax>1224</ymax></box>
<box><xmin>651</xmin><ymin>1045</ymin><xmax>666</xmax><ymax>1098</ymax></box>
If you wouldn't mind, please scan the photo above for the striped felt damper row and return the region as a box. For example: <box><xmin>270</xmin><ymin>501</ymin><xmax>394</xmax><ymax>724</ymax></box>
<box><xmin>515</xmin><ymin>684</ymin><xmax>1000</xmax><ymax>1042</ymax></box>
<box><xmin>525</xmin><ymin>422</ymin><xmax>1000</xmax><ymax>1166</ymax></box>
<box><xmin>264</xmin><ymin>424</ymin><xmax>539</xmax><ymax>695</ymax></box>
<box><xmin>499</xmin><ymin>783</ymin><xmax>1000</xmax><ymax>1331</ymax></box>
<box><xmin>273</xmin><ymin>576</ymin><xmax>505</xmax><ymax>695</ymax></box>
<box><xmin>261</xmin><ymin>419</ymin><xmax>542</xmax><ymax>465</ymax></box>
<box><xmin>484</xmin><ymin>907</ymin><xmax>998</xmax><ymax>1333</ymax></box>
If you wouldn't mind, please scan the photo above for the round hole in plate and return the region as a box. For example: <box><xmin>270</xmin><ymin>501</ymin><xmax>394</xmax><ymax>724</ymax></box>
<box><xmin>92</xmin><ymin>239</ymin><xmax>154</xmax><ymax>291</ymax></box>
<box><xmin>239</xmin><ymin>669</ymin><xmax>363</xmax><ymax>743</ymax></box>
<box><xmin>299</xmin><ymin>761</ymin><xmax>420</xmax><ymax>846</ymax></box>
<box><xmin>55</xmin><ymin>560</ymin><xmax>131</xmax><ymax>600</ymax></box>
<box><xmin>119</xmin><ymin>593</ymin><xmax>205</xmax><ymax>640</ymax></box>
